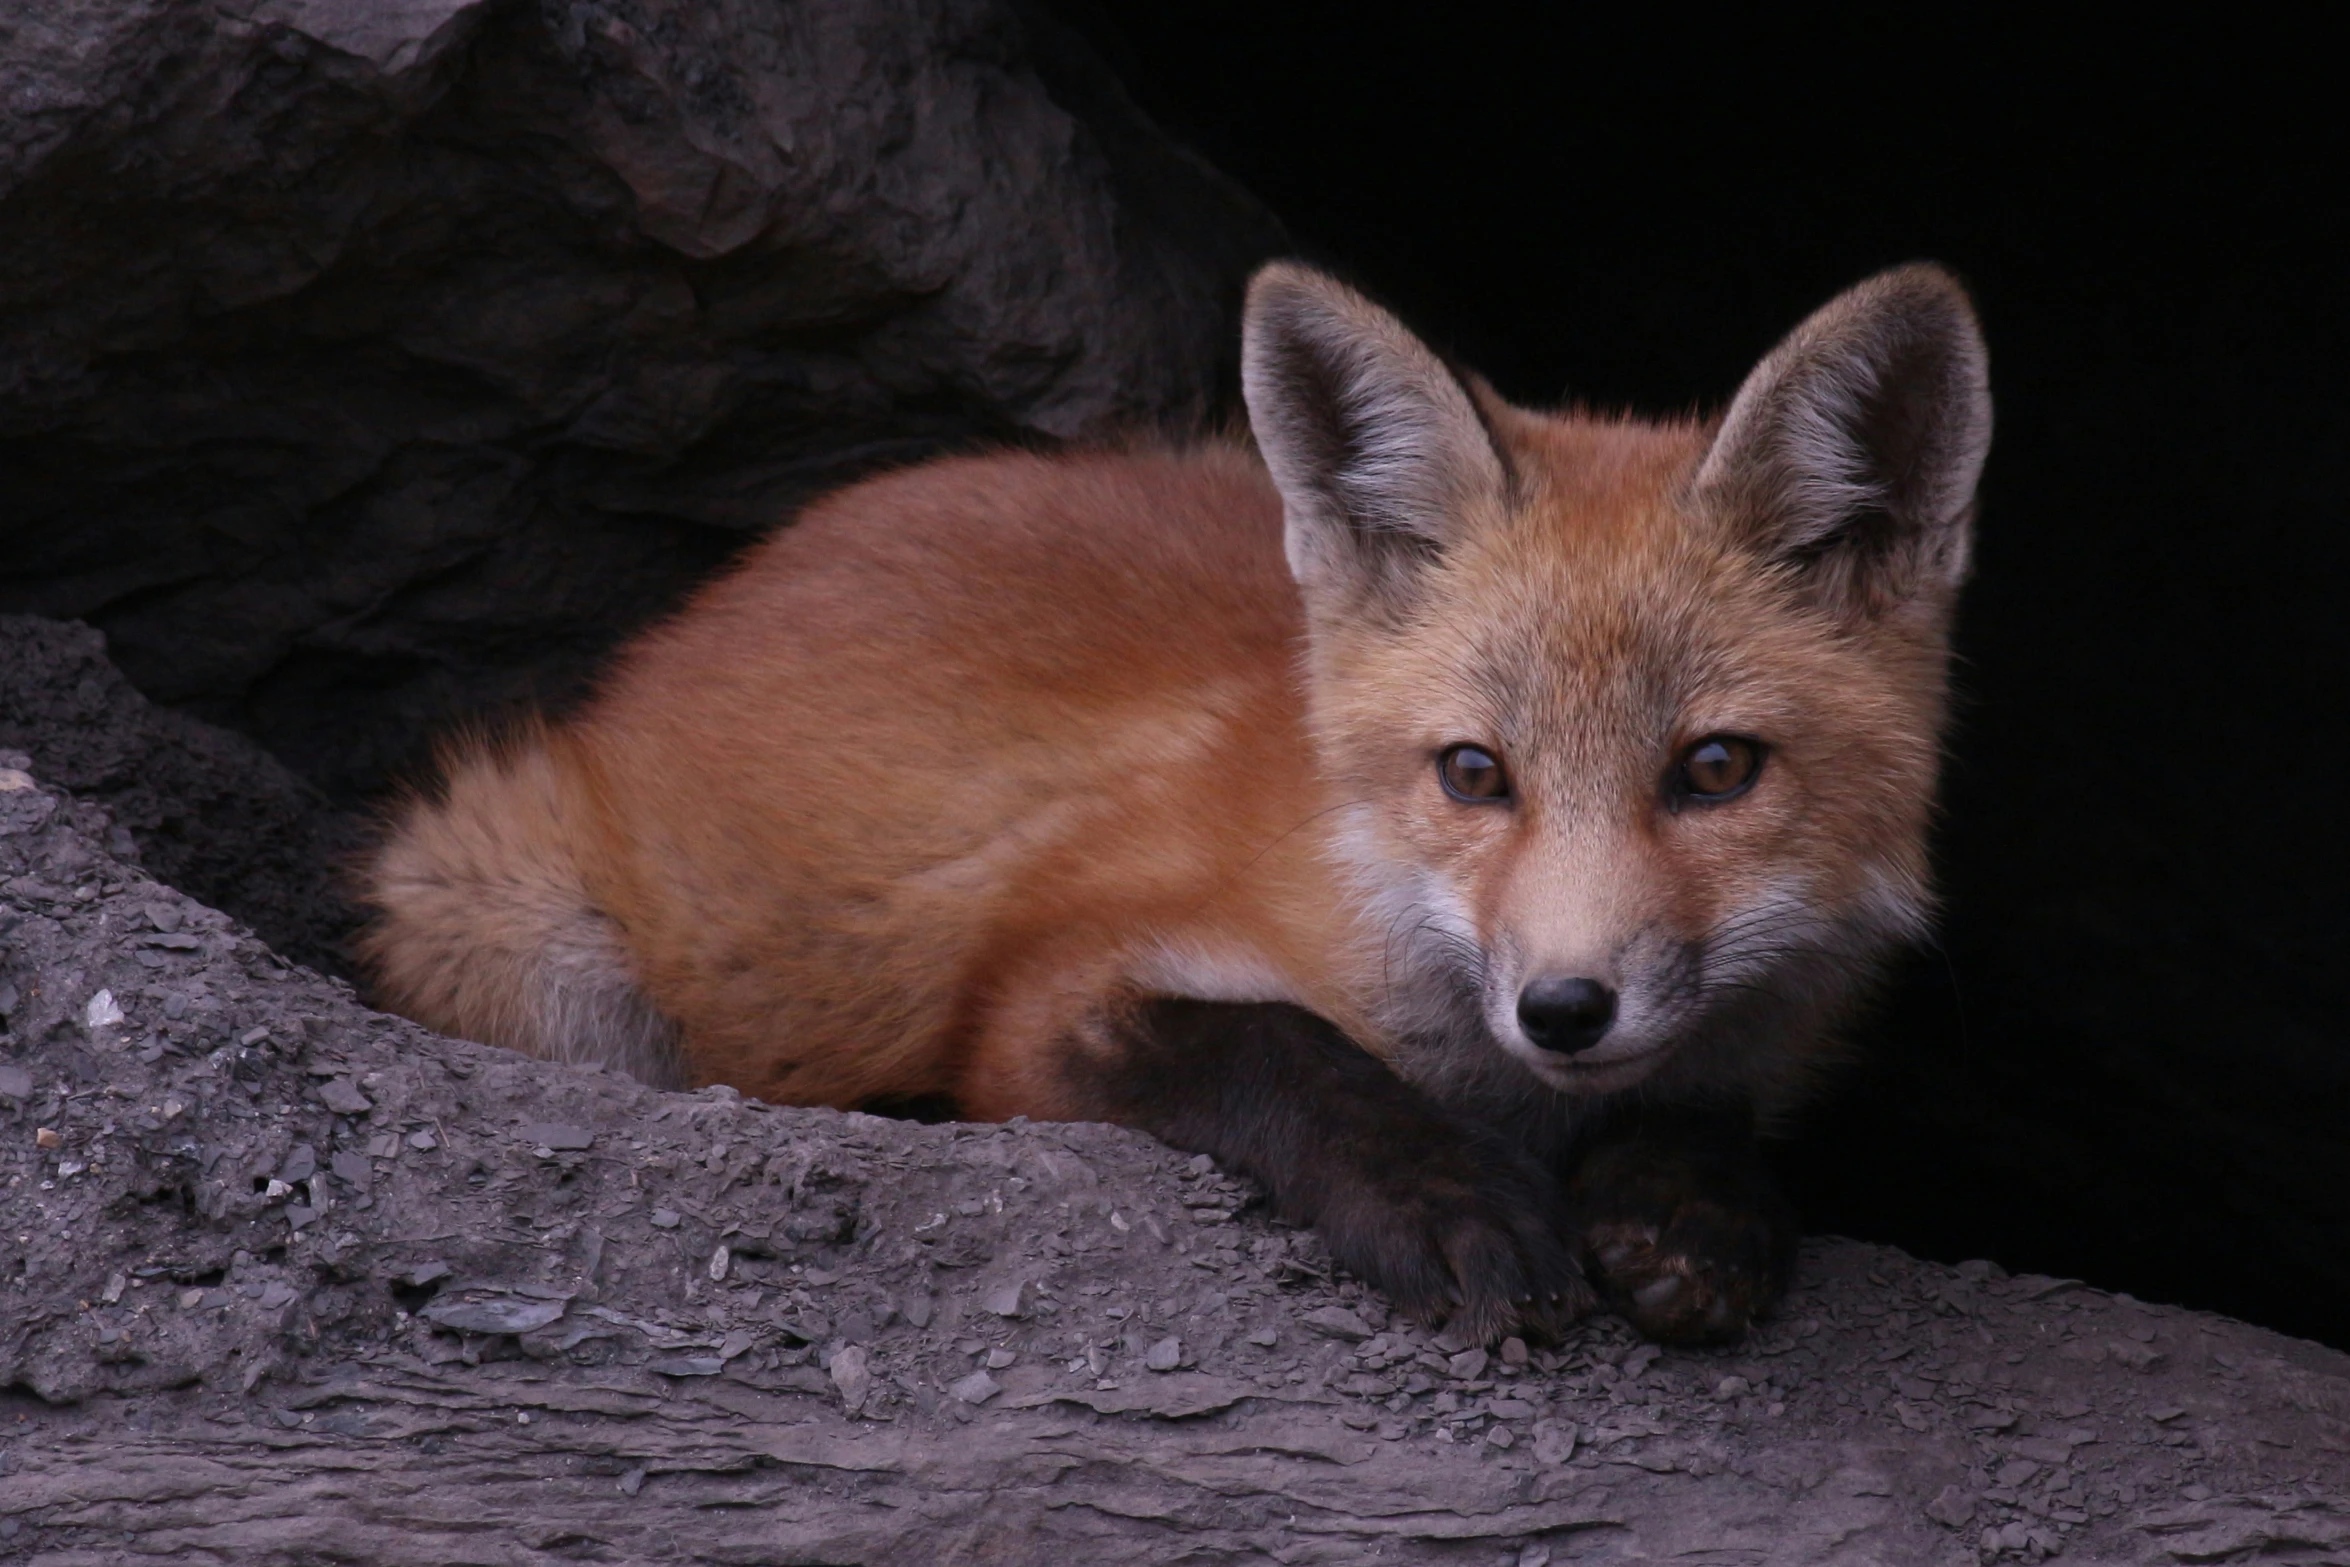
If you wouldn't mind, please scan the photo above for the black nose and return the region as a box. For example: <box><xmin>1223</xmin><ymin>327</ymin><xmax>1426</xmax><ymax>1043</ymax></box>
<box><xmin>1517</xmin><ymin>977</ymin><xmax>1617</xmax><ymax>1054</ymax></box>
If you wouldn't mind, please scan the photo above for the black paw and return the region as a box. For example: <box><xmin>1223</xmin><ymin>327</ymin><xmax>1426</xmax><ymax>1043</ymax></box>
<box><xmin>1316</xmin><ymin>1132</ymin><xmax>1598</xmax><ymax>1345</ymax></box>
<box><xmin>1567</xmin><ymin>1122</ymin><xmax>1797</xmax><ymax>1346</ymax></box>
<box><xmin>1079</xmin><ymin>997</ymin><xmax>1598</xmax><ymax>1346</ymax></box>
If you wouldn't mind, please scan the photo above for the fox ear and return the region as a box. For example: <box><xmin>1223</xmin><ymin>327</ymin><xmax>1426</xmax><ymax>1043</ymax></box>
<box><xmin>1242</xmin><ymin>263</ymin><xmax>1508</xmax><ymax>620</ymax></box>
<box><xmin>1695</xmin><ymin>264</ymin><xmax>1992</xmax><ymax>622</ymax></box>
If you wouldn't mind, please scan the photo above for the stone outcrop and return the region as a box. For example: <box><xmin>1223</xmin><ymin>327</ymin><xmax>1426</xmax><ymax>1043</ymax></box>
<box><xmin>0</xmin><ymin>0</ymin><xmax>1283</xmax><ymax>795</ymax></box>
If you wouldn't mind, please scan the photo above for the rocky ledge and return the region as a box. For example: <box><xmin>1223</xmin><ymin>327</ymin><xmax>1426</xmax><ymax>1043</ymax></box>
<box><xmin>2</xmin><ymin>627</ymin><xmax>2347</xmax><ymax>1565</ymax></box>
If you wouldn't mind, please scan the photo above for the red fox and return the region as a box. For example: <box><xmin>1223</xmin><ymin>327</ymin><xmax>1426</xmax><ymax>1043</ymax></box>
<box><xmin>362</xmin><ymin>262</ymin><xmax>1990</xmax><ymax>1345</ymax></box>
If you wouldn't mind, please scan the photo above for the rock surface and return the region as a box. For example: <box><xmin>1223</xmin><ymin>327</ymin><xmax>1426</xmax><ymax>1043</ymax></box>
<box><xmin>0</xmin><ymin>615</ymin><xmax>357</xmax><ymax>976</ymax></box>
<box><xmin>0</xmin><ymin>0</ymin><xmax>1284</xmax><ymax>797</ymax></box>
<box><xmin>4</xmin><ymin>738</ymin><xmax>2347</xmax><ymax>1562</ymax></box>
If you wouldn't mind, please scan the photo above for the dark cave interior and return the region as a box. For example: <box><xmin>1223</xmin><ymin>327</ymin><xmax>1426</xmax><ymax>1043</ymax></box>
<box><xmin>1051</xmin><ymin>6</ymin><xmax>2350</xmax><ymax>1346</ymax></box>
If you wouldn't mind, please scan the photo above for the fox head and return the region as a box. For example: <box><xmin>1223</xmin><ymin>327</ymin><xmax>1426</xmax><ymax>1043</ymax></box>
<box><xmin>1241</xmin><ymin>263</ymin><xmax>1990</xmax><ymax>1115</ymax></box>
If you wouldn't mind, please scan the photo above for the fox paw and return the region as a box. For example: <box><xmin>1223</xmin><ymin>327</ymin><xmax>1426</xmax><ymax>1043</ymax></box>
<box><xmin>1569</xmin><ymin>1136</ymin><xmax>1797</xmax><ymax>1346</ymax></box>
<box><xmin>1324</xmin><ymin>1148</ymin><xmax>1599</xmax><ymax>1346</ymax></box>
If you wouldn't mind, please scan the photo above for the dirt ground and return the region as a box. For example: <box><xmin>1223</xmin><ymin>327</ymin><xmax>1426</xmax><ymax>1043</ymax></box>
<box><xmin>3</xmin><ymin>624</ymin><xmax>2348</xmax><ymax>1564</ymax></box>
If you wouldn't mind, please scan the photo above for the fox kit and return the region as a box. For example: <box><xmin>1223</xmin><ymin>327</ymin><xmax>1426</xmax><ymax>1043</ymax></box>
<box><xmin>364</xmin><ymin>262</ymin><xmax>1990</xmax><ymax>1345</ymax></box>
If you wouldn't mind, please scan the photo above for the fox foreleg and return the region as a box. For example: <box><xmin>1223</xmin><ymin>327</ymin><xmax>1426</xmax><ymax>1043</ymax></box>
<box><xmin>1564</xmin><ymin>1100</ymin><xmax>1799</xmax><ymax>1346</ymax></box>
<box><xmin>1059</xmin><ymin>997</ymin><xmax>1594</xmax><ymax>1345</ymax></box>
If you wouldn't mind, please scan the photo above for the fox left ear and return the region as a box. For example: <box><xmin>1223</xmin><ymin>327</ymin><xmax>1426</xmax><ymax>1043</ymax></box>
<box><xmin>1242</xmin><ymin>262</ymin><xmax>1509</xmax><ymax>623</ymax></box>
<box><xmin>1695</xmin><ymin>264</ymin><xmax>1992</xmax><ymax>622</ymax></box>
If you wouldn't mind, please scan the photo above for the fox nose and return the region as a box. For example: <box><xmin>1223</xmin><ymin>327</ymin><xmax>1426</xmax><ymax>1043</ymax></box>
<box><xmin>1516</xmin><ymin>977</ymin><xmax>1617</xmax><ymax>1054</ymax></box>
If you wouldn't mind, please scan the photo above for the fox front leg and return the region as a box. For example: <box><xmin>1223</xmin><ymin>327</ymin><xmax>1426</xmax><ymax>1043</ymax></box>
<box><xmin>1563</xmin><ymin>1101</ymin><xmax>1799</xmax><ymax>1346</ymax></box>
<box><xmin>1062</xmin><ymin>998</ymin><xmax>1595</xmax><ymax>1345</ymax></box>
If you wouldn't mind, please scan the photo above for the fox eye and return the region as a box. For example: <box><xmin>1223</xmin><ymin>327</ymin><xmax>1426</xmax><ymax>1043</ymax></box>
<box><xmin>1672</xmin><ymin>735</ymin><xmax>1764</xmax><ymax>803</ymax></box>
<box><xmin>1438</xmin><ymin>744</ymin><xmax>1511</xmax><ymax>803</ymax></box>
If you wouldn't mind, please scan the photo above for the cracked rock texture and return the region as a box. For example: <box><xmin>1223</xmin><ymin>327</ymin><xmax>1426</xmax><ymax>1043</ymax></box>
<box><xmin>3</xmin><ymin>666</ymin><xmax>2348</xmax><ymax>1563</ymax></box>
<box><xmin>0</xmin><ymin>0</ymin><xmax>1284</xmax><ymax>797</ymax></box>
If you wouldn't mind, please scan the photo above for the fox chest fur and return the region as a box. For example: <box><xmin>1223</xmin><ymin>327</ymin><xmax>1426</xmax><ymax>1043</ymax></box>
<box><xmin>365</xmin><ymin>262</ymin><xmax>1988</xmax><ymax>1344</ymax></box>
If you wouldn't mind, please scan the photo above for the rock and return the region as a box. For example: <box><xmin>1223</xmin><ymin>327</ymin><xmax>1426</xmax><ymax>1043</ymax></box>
<box><xmin>0</xmin><ymin>1</ymin><xmax>1283</xmax><ymax>802</ymax></box>
<box><xmin>522</xmin><ymin>1123</ymin><xmax>594</xmax><ymax>1151</ymax></box>
<box><xmin>315</xmin><ymin>1079</ymin><xmax>374</xmax><ymax>1115</ymax></box>
<box><xmin>1300</xmin><ymin>1305</ymin><xmax>1373</xmax><ymax>1342</ymax></box>
<box><xmin>419</xmin><ymin>1296</ymin><xmax>568</xmax><ymax>1335</ymax></box>
<box><xmin>1145</xmin><ymin>1336</ymin><xmax>1182</xmax><ymax>1372</ymax></box>
<box><xmin>1925</xmin><ymin>1484</ymin><xmax>1977</xmax><ymax>1528</ymax></box>
<box><xmin>0</xmin><ymin>617</ymin><xmax>359</xmax><ymax>973</ymax></box>
<box><xmin>948</xmin><ymin>1370</ymin><xmax>1001</xmax><ymax>1406</ymax></box>
<box><xmin>829</xmin><ymin>1345</ymin><xmax>872</xmax><ymax>1413</ymax></box>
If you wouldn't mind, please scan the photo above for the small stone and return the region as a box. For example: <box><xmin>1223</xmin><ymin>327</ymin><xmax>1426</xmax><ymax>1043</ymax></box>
<box><xmin>707</xmin><ymin>1245</ymin><xmax>730</xmax><ymax>1281</ymax></box>
<box><xmin>1925</xmin><ymin>1484</ymin><xmax>1977</xmax><ymax>1528</ymax></box>
<box><xmin>1518</xmin><ymin>1547</ymin><xmax>1553</xmax><ymax>1567</ymax></box>
<box><xmin>239</xmin><ymin>1026</ymin><xmax>270</xmax><ymax>1046</ymax></box>
<box><xmin>1531</xmin><ymin>1420</ymin><xmax>1577</xmax><ymax>1465</ymax></box>
<box><xmin>258</xmin><ymin>1283</ymin><xmax>297</xmax><ymax>1309</ymax></box>
<box><xmin>650</xmin><ymin>1209</ymin><xmax>682</xmax><ymax>1229</ymax></box>
<box><xmin>1245</xmin><ymin>1327</ymin><xmax>1278</xmax><ymax>1347</ymax></box>
<box><xmin>1499</xmin><ymin>1336</ymin><xmax>1529</xmax><ymax>1367</ymax></box>
<box><xmin>830</xmin><ymin>1345</ymin><xmax>872</xmax><ymax>1410</ymax></box>
<box><xmin>949</xmin><ymin>1370</ymin><xmax>1001</xmax><ymax>1405</ymax></box>
<box><xmin>405</xmin><ymin>1130</ymin><xmax>438</xmax><ymax>1151</ymax></box>
<box><xmin>1145</xmin><ymin>1336</ymin><xmax>1182</xmax><ymax>1372</ymax></box>
<box><xmin>407</xmin><ymin>1261</ymin><xmax>451</xmax><ymax>1287</ymax></box>
<box><xmin>1300</xmin><ymin>1305</ymin><xmax>1373</xmax><ymax>1342</ymax></box>
<box><xmin>1484</xmin><ymin>1424</ymin><xmax>1515</xmax><ymax>1449</ymax></box>
<box><xmin>316</xmin><ymin>1079</ymin><xmax>373</xmax><ymax>1115</ymax></box>
<box><xmin>618</xmin><ymin>1468</ymin><xmax>646</xmax><ymax>1496</ymax></box>
<box><xmin>102</xmin><ymin>1272</ymin><xmax>126</xmax><ymax>1303</ymax></box>
<box><xmin>981</xmin><ymin>1280</ymin><xmax>1027</xmax><ymax>1318</ymax></box>
<box><xmin>330</xmin><ymin>1151</ymin><xmax>371</xmax><ymax>1189</ymax></box>
<box><xmin>984</xmin><ymin>1347</ymin><xmax>1017</xmax><ymax>1369</ymax></box>
<box><xmin>1489</xmin><ymin>1397</ymin><xmax>1536</xmax><ymax>1420</ymax></box>
<box><xmin>1447</xmin><ymin>1347</ymin><xmax>1489</xmax><ymax>1382</ymax></box>
<box><xmin>1715</xmin><ymin>1375</ymin><xmax>1752</xmax><ymax>1400</ymax></box>
<box><xmin>34</xmin><ymin>1126</ymin><xmax>59</xmax><ymax>1149</ymax></box>
<box><xmin>650</xmin><ymin>1356</ymin><xmax>725</xmax><ymax>1377</ymax></box>
<box><xmin>85</xmin><ymin>989</ymin><xmax>125</xmax><ymax>1029</ymax></box>
<box><xmin>278</xmin><ymin>1144</ymin><xmax>317</xmax><ymax>1184</ymax></box>
<box><xmin>901</xmin><ymin>1293</ymin><xmax>934</xmax><ymax>1329</ymax></box>
<box><xmin>522</xmin><ymin>1122</ymin><xmax>595</xmax><ymax>1150</ymax></box>
<box><xmin>0</xmin><ymin>1065</ymin><xmax>32</xmax><ymax>1100</ymax></box>
<box><xmin>422</xmin><ymin>1296</ymin><xmax>568</xmax><ymax>1334</ymax></box>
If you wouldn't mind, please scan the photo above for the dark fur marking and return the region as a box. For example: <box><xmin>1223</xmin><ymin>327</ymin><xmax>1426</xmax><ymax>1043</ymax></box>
<box><xmin>1061</xmin><ymin>997</ymin><xmax>1592</xmax><ymax>1343</ymax></box>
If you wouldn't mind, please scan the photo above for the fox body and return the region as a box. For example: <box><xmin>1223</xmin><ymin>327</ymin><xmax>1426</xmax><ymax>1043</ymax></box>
<box><xmin>365</xmin><ymin>264</ymin><xmax>1990</xmax><ymax>1344</ymax></box>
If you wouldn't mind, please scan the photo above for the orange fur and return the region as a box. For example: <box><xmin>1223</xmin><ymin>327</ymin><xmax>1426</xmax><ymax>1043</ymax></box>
<box><xmin>361</xmin><ymin>263</ymin><xmax>1985</xmax><ymax>1134</ymax></box>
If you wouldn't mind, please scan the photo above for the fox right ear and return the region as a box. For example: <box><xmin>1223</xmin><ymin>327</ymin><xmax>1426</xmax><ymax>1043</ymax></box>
<box><xmin>1695</xmin><ymin>264</ymin><xmax>1992</xmax><ymax>624</ymax></box>
<box><xmin>1242</xmin><ymin>263</ymin><xmax>1508</xmax><ymax>622</ymax></box>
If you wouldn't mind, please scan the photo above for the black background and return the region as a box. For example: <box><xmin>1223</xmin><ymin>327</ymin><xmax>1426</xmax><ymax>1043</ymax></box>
<box><xmin>1052</xmin><ymin>6</ymin><xmax>2350</xmax><ymax>1345</ymax></box>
